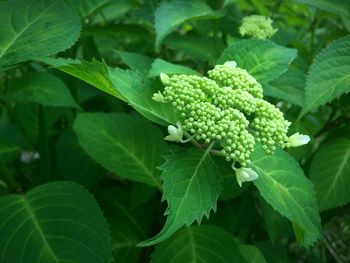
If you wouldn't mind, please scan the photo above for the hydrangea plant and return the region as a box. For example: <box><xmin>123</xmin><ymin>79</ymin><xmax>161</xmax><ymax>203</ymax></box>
<box><xmin>153</xmin><ymin>61</ymin><xmax>309</xmax><ymax>186</ymax></box>
<box><xmin>239</xmin><ymin>15</ymin><xmax>277</xmax><ymax>39</ymax></box>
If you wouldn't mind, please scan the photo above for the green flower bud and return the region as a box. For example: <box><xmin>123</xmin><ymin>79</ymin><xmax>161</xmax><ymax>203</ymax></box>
<box><xmin>239</xmin><ymin>15</ymin><xmax>277</xmax><ymax>39</ymax></box>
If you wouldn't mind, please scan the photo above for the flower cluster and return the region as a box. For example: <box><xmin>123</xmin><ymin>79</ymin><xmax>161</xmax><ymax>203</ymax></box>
<box><xmin>239</xmin><ymin>15</ymin><xmax>277</xmax><ymax>39</ymax></box>
<box><xmin>154</xmin><ymin>61</ymin><xmax>309</xmax><ymax>186</ymax></box>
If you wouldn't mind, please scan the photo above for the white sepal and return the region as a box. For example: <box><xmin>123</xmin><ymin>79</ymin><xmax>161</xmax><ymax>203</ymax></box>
<box><xmin>152</xmin><ymin>91</ymin><xmax>165</xmax><ymax>103</ymax></box>
<box><xmin>160</xmin><ymin>72</ymin><xmax>170</xmax><ymax>85</ymax></box>
<box><xmin>288</xmin><ymin>132</ymin><xmax>310</xmax><ymax>147</ymax></box>
<box><xmin>224</xmin><ymin>61</ymin><xmax>237</xmax><ymax>68</ymax></box>
<box><xmin>234</xmin><ymin>167</ymin><xmax>259</xmax><ymax>187</ymax></box>
<box><xmin>164</xmin><ymin>122</ymin><xmax>184</xmax><ymax>142</ymax></box>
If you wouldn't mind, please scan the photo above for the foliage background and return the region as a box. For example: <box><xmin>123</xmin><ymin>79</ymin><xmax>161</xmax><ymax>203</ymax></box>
<box><xmin>0</xmin><ymin>0</ymin><xmax>349</xmax><ymax>262</ymax></box>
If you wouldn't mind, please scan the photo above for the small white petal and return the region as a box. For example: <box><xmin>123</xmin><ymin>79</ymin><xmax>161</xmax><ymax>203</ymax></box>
<box><xmin>224</xmin><ymin>61</ymin><xmax>237</xmax><ymax>68</ymax></box>
<box><xmin>235</xmin><ymin>167</ymin><xmax>259</xmax><ymax>187</ymax></box>
<box><xmin>168</xmin><ymin>125</ymin><xmax>178</xmax><ymax>136</ymax></box>
<box><xmin>164</xmin><ymin>123</ymin><xmax>183</xmax><ymax>142</ymax></box>
<box><xmin>288</xmin><ymin>132</ymin><xmax>311</xmax><ymax>147</ymax></box>
<box><xmin>152</xmin><ymin>91</ymin><xmax>165</xmax><ymax>103</ymax></box>
<box><xmin>160</xmin><ymin>72</ymin><xmax>170</xmax><ymax>85</ymax></box>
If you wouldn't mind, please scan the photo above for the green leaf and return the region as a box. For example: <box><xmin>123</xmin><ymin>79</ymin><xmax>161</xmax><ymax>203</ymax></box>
<box><xmin>39</xmin><ymin>57</ymin><xmax>124</xmax><ymax>101</ymax></box>
<box><xmin>66</xmin><ymin>0</ymin><xmax>111</xmax><ymax>18</ymax></box>
<box><xmin>0</xmin><ymin>181</ymin><xmax>111</xmax><ymax>263</ymax></box>
<box><xmin>239</xmin><ymin>245</ymin><xmax>267</xmax><ymax>263</ymax></box>
<box><xmin>14</xmin><ymin>104</ymin><xmax>64</xmax><ymax>143</ymax></box>
<box><xmin>0</xmin><ymin>0</ymin><xmax>81</xmax><ymax>70</ymax></box>
<box><xmin>255</xmin><ymin>242</ymin><xmax>288</xmax><ymax>263</ymax></box>
<box><xmin>116</xmin><ymin>51</ymin><xmax>153</xmax><ymax>75</ymax></box>
<box><xmin>213</xmin><ymin>156</ymin><xmax>248</xmax><ymax>201</ymax></box>
<box><xmin>56</xmin><ymin>131</ymin><xmax>103</xmax><ymax>189</ymax></box>
<box><xmin>91</xmin><ymin>0</ymin><xmax>138</xmax><ymax>23</ymax></box>
<box><xmin>74</xmin><ymin>112</ymin><xmax>166</xmax><ymax>188</ymax></box>
<box><xmin>150</xmin><ymin>225</ymin><xmax>245</xmax><ymax>263</ymax></box>
<box><xmin>0</xmin><ymin>140</ymin><xmax>21</xmax><ymax>161</ymax></box>
<box><xmin>155</xmin><ymin>0</ymin><xmax>221</xmax><ymax>50</ymax></box>
<box><xmin>6</xmin><ymin>72</ymin><xmax>79</xmax><ymax>108</ymax></box>
<box><xmin>309</xmin><ymin>138</ymin><xmax>350</xmax><ymax>211</ymax></box>
<box><xmin>108</xmin><ymin>68</ymin><xmax>180</xmax><ymax>125</ymax></box>
<box><xmin>163</xmin><ymin>34</ymin><xmax>225</xmax><ymax>63</ymax></box>
<box><xmin>97</xmin><ymin>185</ymin><xmax>152</xmax><ymax>263</ymax></box>
<box><xmin>296</xmin><ymin>0</ymin><xmax>350</xmax><ymax>17</ymax></box>
<box><xmin>139</xmin><ymin>148</ymin><xmax>222</xmax><ymax>246</ymax></box>
<box><xmin>264</xmin><ymin>68</ymin><xmax>305</xmax><ymax>106</ymax></box>
<box><xmin>251</xmin><ymin>146</ymin><xmax>322</xmax><ymax>247</ymax></box>
<box><xmin>342</xmin><ymin>15</ymin><xmax>350</xmax><ymax>32</ymax></box>
<box><xmin>302</xmin><ymin>35</ymin><xmax>350</xmax><ymax>115</ymax></box>
<box><xmin>147</xmin><ymin>59</ymin><xmax>200</xmax><ymax>78</ymax></box>
<box><xmin>217</xmin><ymin>39</ymin><xmax>297</xmax><ymax>84</ymax></box>
<box><xmin>259</xmin><ymin>198</ymin><xmax>293</xmax><ymax>242</ymax></box>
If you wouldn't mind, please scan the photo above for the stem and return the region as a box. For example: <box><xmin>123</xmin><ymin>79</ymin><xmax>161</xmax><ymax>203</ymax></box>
<box><xmin>38</xmin><ymin>105</ymin><xmax>51</xmax><ymax>182</ymax></box>
<box><xmin>183</xmin><ymin>131</ymin><xmax>203</xmax><ymax>148</ymax></box>
<box><xmin>203</xmin><ymin>141</ymin><xmax>216</xmax><ymax>156</ymax></box>
<box><xmin>181</xmin><ymin>134</ymin><xmax>196</xmax><ymax>143</ymax></box>
<box><xmin>210</xmin><ymin>149</ymin><xmax>225</xmax><ymax>157</ymax></box>
<box><xmin>309</xmin><ymin>9</ymin><xmax>319</xmax><ymax>62</ymax></box>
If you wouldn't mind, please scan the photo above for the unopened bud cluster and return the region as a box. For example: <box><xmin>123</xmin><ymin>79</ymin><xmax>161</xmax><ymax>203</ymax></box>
<box><xmin>239</xmin><ymin>15</ymin><xmax>277</xmax><ymax>40</ymax></box>
<box><xmin>156</xmin><ymin>62</ymin><xmax>292</xmax><ymax>167</ymax></box>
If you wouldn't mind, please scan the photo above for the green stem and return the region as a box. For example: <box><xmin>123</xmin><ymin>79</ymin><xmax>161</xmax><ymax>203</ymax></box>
<box><xmin>309</xmin><ymin>9</ymin><xmax>319</xmax><ymax>62</ymax></box>
<box><xmin>38</xmin><ymin>105</ymin><xmax>51</xmax><ymax>182</ymax></box>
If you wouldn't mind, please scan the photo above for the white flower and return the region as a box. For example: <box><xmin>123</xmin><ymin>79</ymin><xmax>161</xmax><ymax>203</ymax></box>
<box><xmin>20</xmin><ymin>151</ymin><xmax>40</xmax><ymax>164</ymax></box>
<box><xmin>152</xmin><ymin>91</ymin><xmax>165</xmax><ymax>103</ymax></box>
<box><xmin>224</xmin><ymin>61</ymin><xmax>237</xmax><ymax>68</ymax></box>
<box><xmin>164</xmin><ymin>122</ymin><xmax>183</xmax><ymax>142</ymax></box>
<box><xmin>160</xmin><ymin>72</ymin><xmax>170</xmax><ymax>85</ymax></box>
<box><xmin>234</xmin><ymin>167</ymin><xmax>259</xmax><ymax>187</ymax></box>
<box><xmin>288</xmin><ymin>132</ymin><xmax>310</xmax><ymax>147</ymax></box>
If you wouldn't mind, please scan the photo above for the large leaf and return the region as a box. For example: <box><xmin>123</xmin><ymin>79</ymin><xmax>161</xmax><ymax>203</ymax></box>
<box><xmin>147</xmin><ymin>59</ymin><xmax>200</xmax><ymax>78</ymax></box>
<box><xmin>97</xmin><ymin>185</ymin><xmax>152</xmax><ymax>263</ymax></box>
<box><xmin>6</xmin><ymin>72</ymin><xmax>79</xmax><ymax>108</ymax></box>
<box><xmin>259</xmin><ymin>198</ymin><xmax>293</xmax><ymax>242</ymax></box>
<box><xmin>39</xmin><ymin>57</ymin><xmax>124</xmax><ymax>100</ymax></box>
<box><xmin>163</xmin><ymin>34</ymin><xmax>225</xmax><ymax>63</ymax></box>
<box><xmin>0</xmin><ymin>0</ymin><xmax>81</xmax><ymax>70</ymax></box>
<box><xmin>74</xmin><ymin>112</ymin><xmax>166</xmax><ymax>188</ymax></box>
<box><xmin>309</xmin><ymin>138</ymin><xmax>350</xmax><ymax>211</ymax></box>
<box><xmin>108</xmin><ymin>67</ymin><xmax>179</xmax><ymax>125</ymax></box>
<box><xmin>0</xmin><ymin>181</ymin><xmax>111</xmax><ymax>263</ymax></box>
<box><xmin>56</xmin><ymin>131</ymin><xmax>103</xmax><ymax>189</ymax></box>
<box><xmin>139</xmin><ymin>148</ymin><xmax>222</xmax><ymax>246</ymax></box>
<box><xmin>150</xmin><ymin>225</ymin><xmax>245</xmax><ymax>263</ymax></box>
<box><xmin>217</xmin><ymin>39</ymin><xmax>297</xmax><ymax>84</ymax></box>
<box><xmin>154</xmin><ymin>0</ymin><xmax>221</xmax><ymax>50</ymax></box>
<box><xmin>239</xmin><ymin>245</ymin><xmax>267</xmax><ymax>263</ymax></box>
<box><xmin>66</xmin><ymin>0</ymin><xmax>112</xmax><ymax>18</ymax></box>
<box><xmin>116</xmin><ymin>51</ymin><xmax>153</xmax><ymax>75</ymax></box>
<box><xmin>297</xmin><ymin>0</ymin><xmax>350</xmax><ymax>17</ymax></box>
<box><xmin>251</xmin><ymin>146</ymin><xmax>322</xmax><ymax>247</ymax></box>
<box><xmin>0</xmin><ymin>140</ymin><xmax>21</xmax><ymax>161</ymax></box>
<box><xmin>264</xmin><ymin>68</ymin><xmax>305</xmax><ymax>106</ymax></box>
<box><xmin>302</xmin><ymin>35</ymin><xmax>350</xmax><ymax>115</ymax></box>
<box><xmin>43</xmin><ymin>58</ymin><xmax>179</xmax><ymax>125</ymax></box>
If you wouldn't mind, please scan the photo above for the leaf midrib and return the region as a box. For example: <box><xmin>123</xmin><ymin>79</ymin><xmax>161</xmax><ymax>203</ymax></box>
<box><xmin>251</xmin><ymin>161</ymin><xmax>318</xmax><ymax>242</ymax></box>
<box><xmin>170</xmin><ymin>145</ymin><xmax>215</xmax><ymax>224</ymax></box>
<box><xmin>321</xmin><ymin>143</ymin><xmax>350</xmax><ymax>208</ymax></box>
<box><xmin>20</xmin><ymin>197</ymin><xmax>58</xmax><ymax>262</ymax></box>
<box><xmin>0</xmin><ymin>2</ymin><xmax>56</xmax><ymax>60</ymax></box>
<box><xmin>100</xmin><ymin>130</ymin><xmax>161</xmax><ymax>188</ymax></box>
